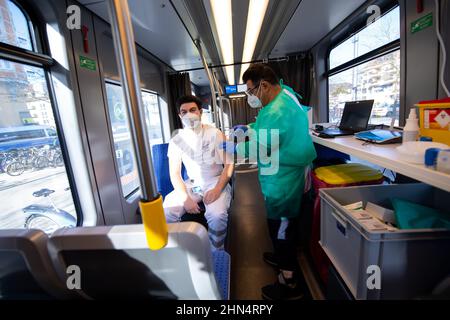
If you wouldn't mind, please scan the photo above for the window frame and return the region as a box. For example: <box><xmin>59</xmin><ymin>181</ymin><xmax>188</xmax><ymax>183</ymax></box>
<box><xmin>326</xmin><ymin>4</ymin><xmax>401</xmax><ymax>123</ymax></box>
<box><xmin>0</xmin><ymin>0</ymin><xmax>83</xmax><ymax>226</ymax></box>
<box><xmin>328</xmin><ymin>40</ymin><xmax>400</xmax><ymax>78</ymax></box>
<box><xmin>104</xmin><ymin>79</ymin><xmax>140</xmax><ymax>198</ymax></box>
<box><xmin>104</xmin><ymin>79</ymin><xmax>166</xmax><ymax>199</ymax></box>
<box><xmin>141</xmin><ymin>87</ymin><xmax>165</xmax><ymax>146</ymax></box>
<box><xmin>0</xmin><ymin>0</ymin><xmax>36</xmax><ymax>51</ymax></box>
<box><xmin>0</xmin><ymin>0</ymin><xmax>49</xmax><ymax>65</ymax></box>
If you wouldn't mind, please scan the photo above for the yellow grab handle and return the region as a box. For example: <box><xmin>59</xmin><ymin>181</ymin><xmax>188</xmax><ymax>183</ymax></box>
<box><xmin>139</xmin><ymin>195</ymin><xmax>168</xmax><ymax>250</ymax></box>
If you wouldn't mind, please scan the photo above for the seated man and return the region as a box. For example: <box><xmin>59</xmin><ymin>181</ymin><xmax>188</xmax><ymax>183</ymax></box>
<box><xmin>163</xmin><ymin>95</ymin><xmax>234</xmax><ymax>251</ymax></box>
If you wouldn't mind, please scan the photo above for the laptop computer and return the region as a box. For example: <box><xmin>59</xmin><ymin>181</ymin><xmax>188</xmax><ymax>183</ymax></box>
<box><xmin>321</xmin><ymin>100</ymin><xmax>374</xmax><ymax>137</ymax></box>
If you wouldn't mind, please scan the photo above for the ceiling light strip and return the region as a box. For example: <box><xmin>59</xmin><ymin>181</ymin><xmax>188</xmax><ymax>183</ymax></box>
<box><xmin>239</xmin><ymin>0</ymin><xmax>269</xmax><ymax>83</ymax></box>
<box><xmin>210</xmin><ymin>0</ymin><xmax>235</xmax><ymax>85</ymax></box>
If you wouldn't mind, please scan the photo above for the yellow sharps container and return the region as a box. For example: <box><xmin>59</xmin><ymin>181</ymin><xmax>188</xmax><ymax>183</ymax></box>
<box><xmin>416</xmin><ymin>98</ymin><xmax>450</xmax><ymax>145</ymax></box>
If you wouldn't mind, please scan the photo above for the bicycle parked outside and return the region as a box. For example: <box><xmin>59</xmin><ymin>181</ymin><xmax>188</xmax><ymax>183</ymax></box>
<box><xmin>0</xmin><ymin>145</ymin><xmax>64</xmax><ymax>177</ymax></box>
<box><xmin>23</xmin><ymin>187</ymin><xmax>77</xmax><ymax>234</ymax></box>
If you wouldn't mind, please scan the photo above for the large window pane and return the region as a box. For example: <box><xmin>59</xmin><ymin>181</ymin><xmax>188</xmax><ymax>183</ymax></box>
<box><xmin>201</xmin><ymin>105</ymin><xmax>214</xmax><ymax>125</ymax></box>
<box><xmin>0</xmin><ymin>59</ymin><xmax>77</xmax><ymax>233</ymax></box>
<box><xmin>105</xmin><ymin>82</ymin><xmax>140</xmax><ymax>197</ymax></box>
<box><xmin>105</xmin><ymin>83</ymin><xmax>166</xmax><ymax>197</ymax></box>
<box><xmin>142</xmin><ymin>90</ymin><xmax>163</xmax><ymax>147</ymax></box>
<box><xmin>329</xmin><ymin>50</ymin><xmax>400</xmax><ymax>126</ymax></box>
<box><xmin>330</xmin><ymin>7</ymin><xmax>400</xmax><ymax>70</ymax></box>
<box><xmin>0</xmin><ymin>0</ymin><xmax>33</xmax><ymax>51</ymax></box>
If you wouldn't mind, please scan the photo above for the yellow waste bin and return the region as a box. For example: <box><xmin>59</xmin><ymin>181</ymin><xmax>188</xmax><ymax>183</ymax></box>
<box><xmin>416</xmin><ymin>98</ymin><xmax>450</xmax><ymax>145</ymax></box>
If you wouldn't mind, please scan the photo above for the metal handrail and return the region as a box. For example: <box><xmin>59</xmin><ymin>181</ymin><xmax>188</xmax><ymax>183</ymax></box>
<box><xmin>223</xmin><ymin>97</ymin><xmax>233</xmax><ymax>130</ymax></box>
<box><xmin>194</xmin><ymin>39</ymin><xmax>221</xmax><ymax>130</ymax></box>
<box><xmin>217</xmin><ymin>96</ymin><xmax>233</xmax><ymax>134</ymax></box>
<box><xmin>107</xmin><ymin>0</ymin><xmax>158</xmax><ymax>202</ymax></box>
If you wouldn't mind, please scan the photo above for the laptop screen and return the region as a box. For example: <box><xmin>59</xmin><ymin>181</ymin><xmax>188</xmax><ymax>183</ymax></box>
<box><xmin>339</xmin><ymin>100</ymin><xmax>374</xmax><ymax>131</ymax></box>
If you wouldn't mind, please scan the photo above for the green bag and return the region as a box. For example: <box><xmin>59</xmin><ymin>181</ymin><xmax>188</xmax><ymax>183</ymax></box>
<box><xmin>392</xmin><ymin>198</ymin><xmax>450</xmax><ymax>230</ymax></box>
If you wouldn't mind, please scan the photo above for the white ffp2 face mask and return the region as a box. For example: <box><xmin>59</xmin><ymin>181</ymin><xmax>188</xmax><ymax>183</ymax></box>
<box><xmin>181</xmin><ymin>113</ymin><xmax>201</xmax><ymax>129</ymax></box>
<box><xmin>246</xmin><ymin>83</ymin><xmax>263</xmax><ymax>109</ymax></box>
<box><xmin>247</xmin><ymin>94</ymin><xmax>263</xmax><ymax>109</ymax></box>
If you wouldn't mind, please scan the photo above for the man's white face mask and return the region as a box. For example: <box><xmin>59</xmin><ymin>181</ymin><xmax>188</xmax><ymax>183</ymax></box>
<box><xmin>247</xmin><ymin>94</ymin><xmax>263</xmax><ymax>109</ymax></box>
<box><xmin>181</xmin><ymin>112</ymin><xmax>201</xmax><ymax>129</ymax></box>
<box><xmin>246</xmin><ymin>83</ymin><xmax>263</xmax><ymax>109</ymax></box>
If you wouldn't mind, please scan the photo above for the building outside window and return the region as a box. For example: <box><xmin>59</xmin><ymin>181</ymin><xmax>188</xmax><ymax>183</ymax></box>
<box><xmin>0</xmin><ymin>0</ymin><xmax>77</xmax><ymax>233</ymax></box>
<box><xmin>328</xmin><ymin>7</ymin><xmax>400</xmax><ymax>126</ymax></box>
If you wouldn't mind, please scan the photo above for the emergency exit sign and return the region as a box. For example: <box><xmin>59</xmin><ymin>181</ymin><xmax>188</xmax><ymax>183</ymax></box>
<box><xmin>79</xmin><ymin>55</ymin><xmax>97</xmax><ymax>71</ymax></box>
<box><xmin>411</xmin><ymin>13</ymin><xmax>433</xmax><ymax>34</ymax></box>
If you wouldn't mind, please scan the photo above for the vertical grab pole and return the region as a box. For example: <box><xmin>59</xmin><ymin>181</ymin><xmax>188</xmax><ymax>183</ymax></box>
<box><xmin>218</xmin><ymin>97</ymin><xmax>226</xmax><ymax>133</ymax></box>
<box><xmin>107</xmin><ymin>0</ymin><xmax>167</xmax><ymax>250</ymax></box>
<box><xmin>195</xmin><ymin>39</ymin><xmax>220</xmax><ymax>128</ymax></box>
<box><xmin>224</xmin><ymin>97</ymin><xmax>233</xmax><ymax>131</ymax></box>
<box><xmin>213</xmin><ymin>72</ymin><xmax>226</xmax><ymax>132</ymax></box>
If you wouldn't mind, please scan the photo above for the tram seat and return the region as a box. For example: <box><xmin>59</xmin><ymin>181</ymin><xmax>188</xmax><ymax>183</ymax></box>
<box><xmin>152</xmin><ymin>143</ymin><xmax>208</xmax><ymax>228</ymax></box>
<box><xmin>0</xmin><ymin>229</ymin><xmax>72</xmax><ymax>300</ymax></box>
<box><xmin>152</xmin><ymin>143</ymin><xmax>234</xmax><ymax>231</ymax></box>
<box><xmin>151</xmin><ymin>143</ymin><xmax>188</xmax><ymax>198</ymax></box>
<box><xmin>152</xmin><ymin>143</ymin><xmax>234</xmax><ymax>199</ymax></box>
<box><xmin>47</xmin><ymin>223</ymin><xmax>230</xmax><ymax>300</ymax></box>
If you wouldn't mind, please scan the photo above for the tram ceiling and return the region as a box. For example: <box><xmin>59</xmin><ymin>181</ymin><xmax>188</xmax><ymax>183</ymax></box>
<box><xmin>77</xmin><ymin>0</ymin><xmax>370</xmax><ymax>87</ymax></box>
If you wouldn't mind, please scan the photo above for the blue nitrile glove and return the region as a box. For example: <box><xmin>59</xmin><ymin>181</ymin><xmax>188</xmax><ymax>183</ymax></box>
<box><xmin>232</xmin><ymin>125</ymin><xmax>248</xmax><ymax>133</ymax></box>
<box><xmin>219</xmin><ymin>141</ymin><xmax>237</xmax><ymax>154</ymax></box>
<box><xmin>230</xmin><ymin>125</ymin><xmax>249</xmax><ymax>141</ymax></box>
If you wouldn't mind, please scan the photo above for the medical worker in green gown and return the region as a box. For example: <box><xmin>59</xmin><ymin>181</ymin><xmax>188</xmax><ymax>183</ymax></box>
<box><xmin>222</xmin><ymin>64</ymin><xmax>316</xmax><ymax>300</ymax></box>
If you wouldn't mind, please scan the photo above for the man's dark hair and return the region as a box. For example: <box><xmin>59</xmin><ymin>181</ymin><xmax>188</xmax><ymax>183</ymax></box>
<box><xmin>242</xmin><ymin>64</ymin><xmax>279</xmax><ymax>85</ymax></box>
<box><xmin>176</xmin><ymin>95</ymin><xmax>203</xmax><ymax>111</ymax></box>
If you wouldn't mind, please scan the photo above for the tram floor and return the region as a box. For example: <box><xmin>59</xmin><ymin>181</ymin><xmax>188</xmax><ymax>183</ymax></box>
<box><xmin>226</xmin><ymin>170</ymin><xmax>324</xmax><ymax>300</ymax></box>
<box><xmin>227</xmin><ymin>171</ymin><xmax>275</xmax><ymax>300</ymax></box>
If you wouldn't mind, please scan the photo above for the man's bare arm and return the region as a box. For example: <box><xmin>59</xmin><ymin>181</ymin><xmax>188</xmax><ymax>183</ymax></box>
<box><xmin>215</xmin><ymin>163</ymin><xmax>234</xmax><ymax>192</ymax></box>
<box><xmin>169</xmin><ymin>155</ymin><xmax>200</xmax><ymax>213</ymax></box>
<box><xmin>215</xmin><ymin>131</ymin><xmax>235</xmax><ymax>191</ymax></box>
<box><xmin>204</xmin><ymin>133</ymin><xmax>235</xmax><ymax>205</ymax></box>
<box><xmin>169</xmin><ymin>156</ymin><xmax>188</xmax><ymax>196</ymax></box>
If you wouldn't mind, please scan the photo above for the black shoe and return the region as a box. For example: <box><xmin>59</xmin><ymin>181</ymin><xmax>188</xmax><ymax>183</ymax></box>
<box><xmin>261</xmin><ymin>274</ymin><xmax>305</xmax><ymax>301</ymax></box>
<box><xmin>263</xmin><ymin>252</ymin><xmax>279</xmax><ymax>269</ymax></box>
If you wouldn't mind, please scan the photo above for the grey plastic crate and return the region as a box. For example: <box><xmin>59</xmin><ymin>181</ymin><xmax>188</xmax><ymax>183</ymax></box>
<box><xmin>319</xmin><ymin>183</ymin><xmax>450</xmax><ymax>300</ymax></box>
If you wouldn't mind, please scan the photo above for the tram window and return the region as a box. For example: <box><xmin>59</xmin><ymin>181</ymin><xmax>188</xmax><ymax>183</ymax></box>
<box><xmin>105</xmin><ymin>82</ymin><xmax>166</xmax><ymax>197</ymax></box>
<box><xmin>329</xmin><ymin>51</ymin><xmax>400</xmax><ymax>126</ymax></box>
<box><xmin>142</xmin><ymin>90</ymin><xmax>164</xmax><ymax>146</ymax></box>
<box><xmin>0</xmin><ymin>59</ymin><xmax>77</xmax><ymax>233</ymax></box>
<box><xmin>328</xmin><ymin>7</ymin><xmax>400</xmax><ymax>126</ymax></box>
<box><xmin>202</xmin><ymin>105</ymin><xmax>214</xmax><ymax>125</ymax></box>
<box><xmin>158</xmin><ymin>96</ymin><xmax>171</xmax><ymax>142</ymax></box>
<box><xmin>0</xmin><ymin>0</ymin><xmax>34</xmax><ymax>51</ymax></box>
<box><xmin>330</xmin><ymin>8</ymin><xmax>400</xmax><ymax>69</ymax></box>
<box><xmin>105</xmin><ymin>82</ymin><xmax>140</xmax><ymax>197</ymax></box>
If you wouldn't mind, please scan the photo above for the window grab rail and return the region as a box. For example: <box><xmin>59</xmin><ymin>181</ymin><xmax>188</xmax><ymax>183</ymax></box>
<box><xmin>327</xmin><ymin>39</ymin><xmax>400</xmax><ymax>77</ymax></box>
<box><xmin>0</xmin><ymin>42</ymin><xmax>54</xmax><ymax>67</ymax></box>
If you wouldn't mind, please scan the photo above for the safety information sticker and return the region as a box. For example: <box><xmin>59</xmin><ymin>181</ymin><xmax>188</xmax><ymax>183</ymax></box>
<box><xmin>411</xmin><ymin>13</ymin><xmax>433</xmax><ymax>34</ymax></box>
<box><xmin>424</xmin><ymin>109</ymin><xmax>450</xmax><ymax>130</ymax></box>
<box><xmin>79</xmin><ymin>55</ymin><xmax>97</xmax><ymax>71</ymax></box>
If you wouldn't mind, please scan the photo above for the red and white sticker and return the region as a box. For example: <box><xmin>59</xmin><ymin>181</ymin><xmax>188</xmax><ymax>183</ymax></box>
<box><xmin>424</xmin><ymin>109</ymin><xmax>450</xmax><ymax>130</ymax></box>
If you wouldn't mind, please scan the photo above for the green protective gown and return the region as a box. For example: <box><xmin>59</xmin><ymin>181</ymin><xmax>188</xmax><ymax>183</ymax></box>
<box><xmin>236</xmin><ymin>83</ymin><xmax>317</xmax><ymax>219</ymax></box>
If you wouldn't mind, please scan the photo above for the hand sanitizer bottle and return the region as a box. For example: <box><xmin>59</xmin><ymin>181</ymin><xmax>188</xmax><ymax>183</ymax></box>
<box><xmin>403</xmin><ymin>108</ymin><xmax>420</xmax><ymax>143</ymax></box>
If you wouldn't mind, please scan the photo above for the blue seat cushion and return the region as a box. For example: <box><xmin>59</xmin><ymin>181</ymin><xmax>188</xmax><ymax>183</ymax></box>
<box><xmin>212</xmin><ymin>250</ymin><xmax>230</xmax><ymax>300</ymax></box>
<box><xmin>152</xmin><ymin>143</ymin><xmax>188</xmax><ymax>198</ymax></box>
